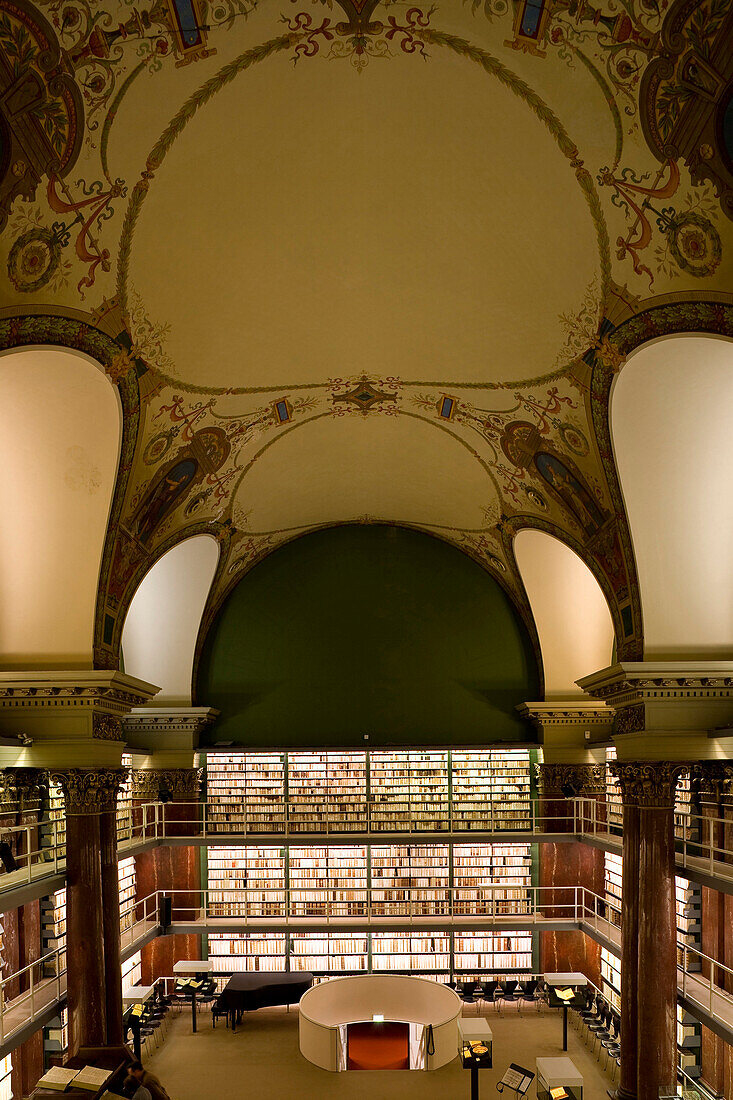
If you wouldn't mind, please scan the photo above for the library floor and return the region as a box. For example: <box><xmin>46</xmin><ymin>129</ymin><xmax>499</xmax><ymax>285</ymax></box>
<box><xmin>146</xmin><ymin>1004</ymin><xmax>615</xmax><ymax>1099</ymax></box>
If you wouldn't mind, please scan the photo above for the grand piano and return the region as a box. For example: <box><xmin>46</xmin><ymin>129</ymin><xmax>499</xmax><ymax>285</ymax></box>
<box><xmin>217</xmin><ymin>972</ymin><xmax>314</xmax><ymax>1029</ymax></box>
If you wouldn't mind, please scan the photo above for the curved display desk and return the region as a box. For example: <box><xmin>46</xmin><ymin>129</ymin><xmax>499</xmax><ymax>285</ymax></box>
<box><xmin>299</xmin><ymin>975</ymin><xmax>461</xmax><ymax>1072</ymax></box>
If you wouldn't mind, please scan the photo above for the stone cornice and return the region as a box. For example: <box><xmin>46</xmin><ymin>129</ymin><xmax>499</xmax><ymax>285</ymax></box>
<box><xmin>608</xmin><ymin>761</ymin><xmax>688</xmax><ymax>808</ymax></box>
<box><xmin>535</xmin><ymin>762</ymin><xmax>607</xmax><ymax>796</ymax></box>
<box><xmin>49</xmin><ymin>767</ymin><xmax>129</xmax><ymax>813</ymax></box>
<box><xmin>578</xmin><ymin>663</ymin><xmax>733</xmax><ymax>704</ymax></box>
<box><xmin>0</xmin><ymin>673</ymin><xmax>160</xmax><ymax>736</ymax></box>
<box><xmin>123</xmin><ymin>707</ymin><xmax>218</xmax><ymax>737</ymax></box>
<box><xmin>518</xmin><ymin>701</ymin><xmax>614</xmax><ymax>728</ymax></box>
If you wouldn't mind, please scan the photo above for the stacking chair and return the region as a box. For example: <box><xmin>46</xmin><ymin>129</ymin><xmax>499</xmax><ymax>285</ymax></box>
<box><xmin>601</xmin><ymin>1016</ymin><xmax>621</xmax><ymax>1071</ymax></box>
<box><xmin>457</xmin><ymin>981</ymin><xmax>480</xmax><ymax>1015</ymax></box>
<box><xmin>588</xmin><ymin>1004</ymin><xmax>613</xmax><ymax>1054</ymax></box>
<box><xmin>500</xmin><ymin>979</ymin><xmax>520</xmax><ymax>1011</ymax></box>
<box><xmin>480</xmin><ymin>980</ymin><xmax>501</xmax><ymax>1014</ymax></box>
<box><xmin>518</xmin><ymin>979</ymin><xmax>539</xmax><ymax>1014</ymax></box>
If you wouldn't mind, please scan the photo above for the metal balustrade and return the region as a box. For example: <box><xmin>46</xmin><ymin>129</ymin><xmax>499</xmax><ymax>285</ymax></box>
<box><xmin>0</xmin><ymin>947</ymin><xmax>66</xmax><ymax>1046</ymax></box>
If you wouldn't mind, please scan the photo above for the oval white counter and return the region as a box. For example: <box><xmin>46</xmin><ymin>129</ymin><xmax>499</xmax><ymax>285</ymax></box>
<box><xmin>299</xmin><ymin>974</ymin><xmax>461</xmax><ymax>1072</ymax></box>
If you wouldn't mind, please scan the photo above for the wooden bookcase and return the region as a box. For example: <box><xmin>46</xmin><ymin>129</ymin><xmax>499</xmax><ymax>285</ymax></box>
<box><xmin>453</xmin><ymin>930</ymin><xmax>532</xmax><ymax>975</ymax></box>
<box><xmin>453</xmin><ymin>844</ymin><xmax>532</xmax><ymax>917</ymax></box>
<box><xmin>207</xmin><ymin>933</ymin><xmax>287</xmax><ymax>973</ymax></box>
<box><xmin>208</xmin><ymin>846</ymin><xmax>286</xmax><ymax>917</ymax></box>
<box><xmin>118</xmin><ymin>856</ymin><xmax>136</xmax><ymax>933</ymax></box>
<box><xmin>370</xmin><ymin>844</ymin><xmax>450</xmax><ymax>916</ymax></box>
<box><xmin>289</xmin><ymin>846</ymin><xmax>367</xmax><ymax>917</ymax></box>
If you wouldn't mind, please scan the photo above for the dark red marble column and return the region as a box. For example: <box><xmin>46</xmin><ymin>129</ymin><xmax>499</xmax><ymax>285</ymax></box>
<box><xmin>619</xmin><ymin>798</ymin><xmax>639</xmax><ymax>1100</ymax></box>
<box><xmin>635</xmin><ymin>765</ymin><xmax>681</xmax><ymax>1100</ymax></box>
<box><xmin>537</xmin><ymin>764</ymin><xmax>604</xmax><ymax>987</ymax></box>
<box><xmin>100</xmin><ymin>778</ymin><xmax>126</xmax><ymax>1047</ymax></box>
<box><xmin>132</xmin><ymin>769</ymin><xmax>202</xmax><ymax>986</ymax></box>
<box><xmin>51</xmin><ymin>769</ymin><xmax>127</xmax><ymax>1056</ymax></box>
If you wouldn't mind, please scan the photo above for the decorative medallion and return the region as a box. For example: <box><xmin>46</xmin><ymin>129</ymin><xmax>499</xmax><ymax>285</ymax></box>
<box><xmin>332</xmin><ymin>377</ymin><xmax>398</xmax><ymax>413</ymax></box>
<box><xmin>7</xmin><ymin>227</ymin><xmax>62</xmax><ymax>292</ymax></box>
<box><xmin>559</xmin><ymin>423</ymin><xmax>589</xmax><ymax>457</ymax></box>
<box><xmin>665</xmin><ymin>210</ymin><xmax>722</xmax><ymax>277</ymax></box>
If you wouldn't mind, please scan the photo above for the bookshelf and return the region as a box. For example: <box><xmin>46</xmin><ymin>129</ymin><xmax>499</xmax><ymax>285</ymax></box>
<box><xmin>121</xmin><ymin>951</ymin><xmax>142</xmax><ymax>989</ymax></box>
<box><xmin>600</xmin><ymin>947</ymin><xmax>620</xmax><ymax>1011</ymax></box>
<box><xmin>42</xmin><ymin>780</ymin><xmax>66</xmax><ymax>861</ymax></box>
<box><xmin>0</xmin><ymin>1055</ymin><xmax>10</xmax><ymax>1100</ymax></box>
<box><xmin>288</xmin><ymin>752</ymin><xmax>367</xmax><ymax>833</ymax></box>
<box><xmin>289</xmin><ymin>933</ymin><xmax>368</xmax><ymax>973</ymax></box>
<box><xmin>605</xmin><ymin>747</ymin><xmax>623</xmax><ymax>833</ymax></box>
<box><xmin>118</xmin><ymin>856</ymin><xmax>136</xmax><ymax>932</ymax></box>
<box><xmin>453</xmin><ymin>844</ymin><xmax>531</xmax><ymax>917</ymax></box>
<box><xmin>41</xmin><ymin>889</ymin><xmax>66</xmax><ymax>975</ymax></box>
<box><xmin>203</xmin><ymin>748</ymin><xmax>533</xmax><ymax>835</ymax></box>
<box><xmin>117</xmin><ymin>754</ymin><xmax>134</xmax><ymax>843</ymax></box>
<box><xmin>452</xmin><ymin>750</ymin><xmax>531</xmax><ymax>831</ymax></box>
<box><xmin>676</xmin><ymin>879</ymin><xmax>701</xmax><ymax>972</ymax></box>
<box><xmin>453</xmin><ymin>931</ymin><xmax>532</xmax><ymax>975</ymax></box>
<box><xmin>289</xmin><ymin>847</ymin><xmax>367</xmax><ymax>917</ymax></box>
<box><xmin>370</xmin><ymin>844</ymin><xmax>450</xmax><ymax>916</ymax></box>
<box><xmin>43</xmin><ymin>1009</ymin><xmax>68</xmax><ymax>1060</ymax></box>
<box><xmin>604</xmin><ymin>852</ymin><xmax>622</xmax><ymax>928</ymax></box>
<box><xmin>208</xmin><ymin>847</ymin><xmax>286</xmax><ymax>917</ymax></box>
<box><xmin>207</xmin><ymin>933</ymin><xmax>287</xmax><ymax>973</ymax></box>
<box><xmin>371</xmin><ymin>932</ymin><xmax>451</xmax><ymax>975</ymax></box>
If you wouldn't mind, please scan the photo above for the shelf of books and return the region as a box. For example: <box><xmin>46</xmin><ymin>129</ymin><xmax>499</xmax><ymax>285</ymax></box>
<box><xmin>206</xmin><ymin>753</ymin><xmax>286</xmax><ymax>834</ymax></box>
<box><xmin>677</xmin><ymin>1006</ymin><xmax>701</xmax><ymax>1078</ymax></box>
<box><xmin>204</xmin><ymin>749</ymin><xmax>533</xmax><ymax>836</ymax></box>
<box><xmin>288</xmin><ymin>752</ymin><xmax>367</xmax><ymax>833</ymax></box>
<box><xmin>43</xmin><ymin>1009</ymin><xmax>68</xmax><ymax>1060</ymax></box>
<box><xmin>289</xmin><ymin>847</ymin><xmax>367</xmax><ymax>917</ymax></box>
<box><xmin>674</xmin><ymin>771</ymin><xmax>698</xmax><ymax>844</ymax></box>
<box><xmin>116</xmin><ymin>754</ymin><xmax>134</xmax><ymax>844</ymax></box>
<box><xmin>453</xmin><ymin>844</ymin><xmax>532</xmax><ymax>916</ymax></box>
<box><xmin>207</xmin><ymin>933</ymin><xmax>287</xmax><ymax>974</ymax></box>
<box><xmin>118</xmin><ymin>856</ymin><xmax>136</xmax><ymax>933</ymax></box>
<box><xmin>371</xmin><ymin>932</ymin><xmax>451</xmax><ymax>976</ymax></box>
<box><xmin>453</xmin><ymin>931</ymin><xmax>532</xmax><ymax>976</ymax></box>
<box><xmin>605</xmin><ymin>747</ymin><xmax>623</xmax><ymax>833</ymax></box>
<box><xmin>604</xmin><ymin>852</ymin><xmax>622</xmax><ymax>928</ymax></box>
<box><xmin>41</xmin><ymin>889</ymin><xmax>66</xmax><ymax>975</ymax></box>
<box><xmin>370</xmin><ymin>844</ymin><xmax>450</xmax><ymax>916</ymax></box>
<box><xmin>452</xmin><ymin>751</ymin><xmax>532</xmax><ymax>831</ymax></box>
<box><xmin>0</xmin><ymin>1055</ymin><xmax>10</xmax><ymax>1100</ymax></box>
<box><xmin>369</xmin><ymin>751</ymin><xmax>449</xmax><ymax>831</ymax></box>
<box><xmin>676</xmin><ymin>879</ymin><xmax>701</xmax><ymax>971</ymax></box>
<box><xmin>121</xmin><ymin>951</ymin><xmax>142</xmax><ymax>989</ymax></box>
<box><xmin>208</xmin><ymin>847</ymin><xmax>286</xmax><ymax>917</ymax></box>
<box><xmin>600</xmin><ymin>947</ymin><xmax>620</xmax><ymax>1011</ymax></box>
<box><xmin>289</xmin><ymin>933</ymin><xmax>369</xmax><ymax>973</ymax></box>
<box><xmin>42</xmin><ymin>780</ymin><xmax>66</xmax><ymax>862</ymax></box>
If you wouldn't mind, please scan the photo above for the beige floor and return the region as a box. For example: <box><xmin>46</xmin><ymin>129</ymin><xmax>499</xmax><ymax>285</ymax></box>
<box><xmin>146</xmin><ymin>1002</ymin><xmax>616</xmax><ymax>1099</ymax></box>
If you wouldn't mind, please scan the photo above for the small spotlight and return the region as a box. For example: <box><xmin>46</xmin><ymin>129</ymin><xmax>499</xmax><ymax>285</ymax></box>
<box><xmin>372</xmin><ymin>1014</ymin><xmax>384</xmax><ymax>1023</ymax></box>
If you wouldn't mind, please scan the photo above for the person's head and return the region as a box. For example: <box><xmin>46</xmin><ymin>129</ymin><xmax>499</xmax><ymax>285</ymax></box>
<box><xmin>129</xmin><ymin>1062</ymin><xmax>144</xmax><ymax>1079</ymax></box>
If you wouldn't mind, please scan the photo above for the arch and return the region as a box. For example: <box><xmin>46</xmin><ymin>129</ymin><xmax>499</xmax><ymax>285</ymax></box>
<box><xmin>121</xmin><ymin>533</ymin><xmax>219</xmax><ymax>704</ymax></box>
<box><xmin>514</xmin><ymin>528</ymin><xmax>615</xmax><ymax>697</ymax></box>
<box><xmin>0</xmin><ymin>345</ymin><xmax>121</xmax><ymax>668</ymax></box>
<box><xmin>611</xmin><ymin>333</ymin><xmax>733</xmax><ymax>658</ymax></box>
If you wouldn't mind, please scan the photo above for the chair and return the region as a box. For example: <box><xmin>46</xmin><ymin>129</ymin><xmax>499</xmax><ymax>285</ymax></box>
<box><xmin>500</xmin><ymin>979</ymin><xmax>520</xmax><ymax>1010</ymax></box>
<box><xmin>518</xmin><ymin>979</ymin><xmax>539</xmax><ymax>1014</ymax></box>
<box><xmin>457</xmin><ymin>981</ymin><xmax>479</xmax><ymax>1015</ymax></box>
<box><xmin>211</xmin><ymin>995</ymin><xmax>229</xmax><ymax>1028</ymax></box>
<box><xmin>480</xmin><ymin>980</ymin><xmax>501</xmax><ymax>1013</ymax></box>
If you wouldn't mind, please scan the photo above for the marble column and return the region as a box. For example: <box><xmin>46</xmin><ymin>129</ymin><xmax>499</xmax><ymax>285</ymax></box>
<box><xmin>535</xmin><ymin>762</ymin><xmax>606</xmax><ymax>986</ymax></box>
<box><xmin>99</xmin><ymin>770</ymin><xmax>128</xmax><ymax>1047</ymax></box>
<box><xmin>132</xmin><ymin>769</ymin><xmax>203</xmax><ymax>985</ymax></box>
<box><xmin>610</xmin><ymin>765</ymin><xmax>641</xmax><ymax>1100</ymax></box>
<box><xmin>615</xmin><ymin>763</ymin><xmax>683</xmax><ymax>1100</ymax></box>
<box><xmin>50</xmin><ymin>769</ymin><xmax>127</xmax><ymax>1056</ymax></box>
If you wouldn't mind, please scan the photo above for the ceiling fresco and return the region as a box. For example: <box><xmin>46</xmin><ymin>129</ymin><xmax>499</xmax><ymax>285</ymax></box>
<box><xmin>1</xmin><ymin>0</ymin><xmax>733</xmax><ymax>676</ymax></box>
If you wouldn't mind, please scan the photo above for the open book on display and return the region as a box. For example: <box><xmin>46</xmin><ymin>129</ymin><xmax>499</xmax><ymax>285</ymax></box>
<box><xmin>36</xmin><ymin>1066</ymin><xmax>79</xmax><ymax>1091</ymax></box>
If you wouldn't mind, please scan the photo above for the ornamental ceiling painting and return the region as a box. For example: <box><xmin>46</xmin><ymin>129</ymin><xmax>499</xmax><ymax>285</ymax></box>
<box><xmin>0</xmin><ymin>0</ymin><xmax>732</xmax><ymax>675</ymax></box>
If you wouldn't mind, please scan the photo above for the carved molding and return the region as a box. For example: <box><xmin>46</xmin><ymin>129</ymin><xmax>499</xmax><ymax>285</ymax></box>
<box><xmin>0</xmin><ymin>767</ymin><xmax>47</xmax><ymax>807</ymax></box>
<box><xmin>690</xmin><ymin>762</ymin><xmax>733</xmax><ymax>800</ymax></box>
<box><xmin>123</xmin><ymin>708</ymin><xmax>217</xmax><ymax>737</ymax></box>
<box><xmin>579</xmin><ymin>663</ymin><xmax>733</xmax><ymax>706</ymax></box>
<box><xmin>92</xmin><ymin>715</ymin><xmax>123</xmax><ymax>741</ymax></box>
<box><xmin>612</xmin><ymin>703</ymin><xmax>645</xmax><ymax>737</ymax></box>
<box><xmin>49</xmin><ymin>768</ymin><xmax>128</xmax><ymax>813</ymax></box>
<box><xmin>130</xmin><ymin>768</ymin><xmax>202</xmax><ymax>801</ymax></box>
<box><xmin>608</xmin><ymin>761</ymin><xmax>688</xmax><ymax>808</ymax></box>
<box><xmin>518</xmin><ymin>702</ymin><xmax>614</xmax><ymax>729</ymax></box>
<box><xmin>0</xmin><ymin>673</ymin><xmax>158</xmax><ymax>716</ymax></box>
<box><xmin>535</xmin><ymin>762</ymin><xmax>606</xmax><ymax>796</ymax></box>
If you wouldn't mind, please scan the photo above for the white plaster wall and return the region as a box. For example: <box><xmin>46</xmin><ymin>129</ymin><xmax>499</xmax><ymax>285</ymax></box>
<box><xmin>611</xmin><ymin>335</ymin><xmax>733</xmax><ymax>658</ymax></box>
<box><xmin>514</xmin><ymin>529</ymin><xmax>614</xmax><ymax>696</ymax></box>
<box><xmin>121</xmin><ymin>534</ymin><xmax>219</xmax><ymax>704</ymax></box>
<box><xmin>0</xmin><ymin>347</ymin><xmax>121</xmax><ymax>668</ymax></box>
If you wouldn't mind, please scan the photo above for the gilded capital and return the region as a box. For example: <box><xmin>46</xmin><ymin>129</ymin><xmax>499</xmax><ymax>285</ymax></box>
<box><xmin>130</xmin><ymin>768</ymin><xmax>202</xmax><ymax>801</ymax></box>
<box><xmin>690</xmin><ymin>761</ymin><xmax>733</xmax><ymax>801</ymax></box>
<box><xmin>609</xmin><ymin>761</ymin><xmax>687</xmax><ymax>808</ymax></box>
<box><xmin>49</xmin><ymin>768</ymin><xmax>129</xmax><ymax>813</ymax></box>
<box><xmin>535</xmin><ymin>762</ymin><xmax>606</xmax><ymax>797</ymax></box>
<box><xmin>0</xmin><ymin>767</ymin><xmax>48</xmax><ymax>807</ymax></box>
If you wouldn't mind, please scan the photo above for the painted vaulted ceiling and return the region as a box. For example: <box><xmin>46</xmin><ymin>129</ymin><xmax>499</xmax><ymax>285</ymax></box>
<box><xmin>1</xmin><ymin>0</ymin><xmax>733</xmax><ymax>680</ymax></box>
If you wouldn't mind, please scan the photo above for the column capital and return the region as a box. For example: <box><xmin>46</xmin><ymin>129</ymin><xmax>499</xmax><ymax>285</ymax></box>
<box><xmin>130</xmin><ymin>767</ymin><xmax>202</xmax><ymax>801</ymax></box>
<box><xmin>0</xmin><ymin>672</ymin><xmax>159</xmax><ymax>768</ymax></box>
<box><xmin>535</xmin><ymin>762</ymin><xmax>607</xmax><ymax>797</ymax></box>
<box><xmin>0</xmin><ymin>767</ymin><xmax>48</xmax><ymax>807</ymax></box>
<box><xmin>577</xmin><ymin>661</ymin><xmax>733</xmax><ymax>758</ymax></box>
<box><xmin>49</xmin><ymin>767</ymin><xmax>128</xmax><ymax>814</ymax></box>
<box><xmin>609</xmin><ymin>761</ymin><xmax>688</xmax><ymax>808</ymax></box>
<box><xmin>690</xmin><ymin>761</ymin><xmax>733</xmax><ymax>800</ymax></box>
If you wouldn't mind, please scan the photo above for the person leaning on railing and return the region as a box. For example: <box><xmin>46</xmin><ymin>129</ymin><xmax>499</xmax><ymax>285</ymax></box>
<box><xmin>124</xmin><ymin>1061</ymin><xmax>172</xmax><ymax>1100</ymax></box>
